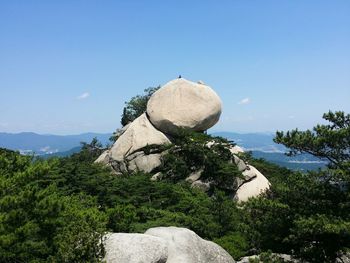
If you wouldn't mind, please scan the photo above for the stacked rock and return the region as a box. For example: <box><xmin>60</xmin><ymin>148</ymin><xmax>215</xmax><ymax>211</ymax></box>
<box><xmin>147</xmin><ymin>78</ymin><xmax>222</xmax><ymax>135</ymax></box>
<box><xmin>96</xmin><ymin>78</ymin><xmax>222</xmax><ymax>173</ymax></box>
<box><xmin>96</xmin><ymin>78</ymin><xmax>270</xmax><ymax>202</ymax></box>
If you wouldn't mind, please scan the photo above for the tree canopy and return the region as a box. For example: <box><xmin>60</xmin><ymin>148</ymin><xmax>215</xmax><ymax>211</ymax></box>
<box><xmin>274</xmin><ymin>111</ymin><xmax>350</xmax><ymax>174</ymax></box>
<box><xmin>0</xmin><ymin>148</ymin><xmax>106</xmax><ymax>262</ymax></box>
<box><xmin>244</xmin><ymin>110</ymin><xmax>350</xmax><ymax>262</ymax></box>
<box><xmin>120</xmin><ymin>86</ymin><xmax>160</xmax><ymax>126</ymax></box>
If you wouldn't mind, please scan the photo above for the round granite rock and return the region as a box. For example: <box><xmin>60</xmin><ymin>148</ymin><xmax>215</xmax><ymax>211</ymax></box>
<box><xmin>146</xmin><ymin>78</ymin><xmax>222</xmax><ymax>135</ymax></box>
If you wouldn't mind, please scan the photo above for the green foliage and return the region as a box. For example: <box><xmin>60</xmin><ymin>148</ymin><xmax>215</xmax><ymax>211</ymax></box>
<box><xmin>84</xmin><ymin>173</ymin><xmax>241</xmax><ymax>240</ymax></box>
<box><xmin>241</xmin><ymin>111</ymin><xmax>350</xmax><ymax>262</ymax></box>
<box><xmin>120</xmin><ymin>86</ymin><xmax>160</xmax><ymax>126</ymax></box>
<box><xmin>241</xmin><ymin>197</ymin><xmax>292</xmax><ymax>252</ymax></box>
<box><xmin>287</xmin><ymin>214</ymin><xmax>350</xmax><ymax>262</ymax></box>
<box><xmin>79</xmin><ymin>137</ymin><xmax>105</xmax><ymax>161</ymax></box>
<box><xmin>214</xmin><ymin>233</ymin><xmax>249</xmax><ymax>260</ymax></box>
<box><xmin>35</xmin><ymin>144</ymin><xmax>245</xmax><ymax>253</ymax></box>
<box><xmin>159</xmin><ymin>129</ymin><xmax>242</xmax><ymax>191</ymax></box>
<box><xmin>107</xmin><ymin>204</ymin><xmax>139</xmax><ymax>232</ymax></box>
<box><xmin>0</xmin><ymin>148</ymin><xmax>106</xmax><ymax>262</ymax></box>
<box><xmin>241</xmin><ymin>162</ymin><xmax>350</xmax><ymax>262</ymax></box>
<box><xmin>274</xmin><ymin>111</ymin><xmax>350</xmax><ymax>174</ymax></box>
<box><xmin>1</xmin><ymin>110</ymin><xmax>349</xmax><ymax>262</ymax></box>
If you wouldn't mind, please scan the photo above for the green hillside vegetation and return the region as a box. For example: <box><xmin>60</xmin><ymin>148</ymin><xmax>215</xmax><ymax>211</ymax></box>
<box><xmin>0</xmin><ymin>111</ymin><xmax>349</xmax><ymax>262</ymax></box>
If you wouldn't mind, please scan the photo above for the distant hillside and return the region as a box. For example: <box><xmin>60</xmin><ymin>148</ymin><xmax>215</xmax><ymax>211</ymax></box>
<box><xmin>251</xmin><ymin>151</ymin><xmax>327</xmax><ymax>171</ymax></box>
<box><xmin>42</xmin><ymin>146</ymin><xmax>82</xmax><ymax>158</ymax></box>
<box><xmin>212</xmin><ymin>132</ymin><xmax>327</xmax><ymax>171</ymax></box>
<box><xmin>0</xmin><ymin>132</ymin><xmax>111</xmax><ymax>155</ymax></box>
<box><xmin>212</xmin><ymin>131</ymin><xmax>286</xmax><ymax>152</ymax></box>
<box><xmin>0</xmin><ymin>131</ymin><xmax>327</xmax><ymax>170</ymax></box>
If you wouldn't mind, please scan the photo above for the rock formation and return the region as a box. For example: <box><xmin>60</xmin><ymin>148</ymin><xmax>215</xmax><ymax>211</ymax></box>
<box><xmin>235</xmin><ymin>165</ymin><xmax>271</xmax><ymax>202</ymax></box>
<box><xmin>103</xmin><ymin>232</ymin><xmax>168</xmax><ymax>263</ymax></box>
<box><xmin>204</xmin><ymin>141</ymin><xmax>270</xmax><ymax>201</ymax></box>
<box><xmin>147</xmin><ymin>78</ymin><xmax>222</xmax><ymax>135</ymax></box>
<box><xmin>104</xmin><ymin>227</ymin><xmax>235</xmax><ymax>263</ymax></box>
<box><xmin>96</xmin><ymin>113</ymin><xmax>171</xmax><ymax>173</ymax></box>
<box><xmin>96</xmin><ymin>77</ymin><xmax>270</xmax><ymax>202</ymax></box>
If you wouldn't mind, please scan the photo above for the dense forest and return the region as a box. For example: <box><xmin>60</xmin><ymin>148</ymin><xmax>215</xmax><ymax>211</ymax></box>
<box><xmin>0</xmin><ymin>89</ymin><xmax>349</xmax><ymax>263</ymax></box>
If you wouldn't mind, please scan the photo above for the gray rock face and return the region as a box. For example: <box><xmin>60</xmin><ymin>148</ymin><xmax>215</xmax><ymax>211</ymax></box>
<box><xmin>147</xmin><ymin>78</ymin><xmax>222</xmax><ymax>135</ymax></box>
<box><xmin>191</xmin><ymin>180</ymin><xmax>211</xmax><ymax>192</ymax></box>
<box><xmin>95</xmin><ymin>149</ymin><xmax>110</xmax><ymax>164</ymax></box>
<box><xmin>236</xmin><ymin>255</ymin><xmax>259</xmax><ymax>263</ymax></box>
<box><xmin>104</xmin><ymin>233</ymin><xmax>168</xmax><ymax>263</ymax></box>
<box><xmin>104</xmin><ymin>227</ymin><xmax>235</xmax><ymax>263</ymax></box>
<box><xmin>336</xmin><ymin>252</ymin><xmax>350</xmax><ymax>263</ymax></box>
<box><xmin>150</xmin><ymin>172</ymin><xmax>163</xmax><ymax>181</ymax></box>
<box><xmin>237</xmin><ymin>254</ymin><xmax>302</xmax><ymax>263</ymax></box>
<box><xmin>109</xmin><ymin>113</ymin><xmax>170</xmax><ymax>162</ymax></box>
<box><xmin>186</xmin><ymin>169</ymin><xmax>203</xmax><ymax>183</ymax></box>
<box><xmin>234</xmin><ymin>165</ymin><xmax>271</xmax><ymax>202</ymax></box>
<box><xmin>127</xmin><ymin>152</ymin><xmax>163</xmax><ymax>173</ymax></box>
<box><xmin>145</xmin><ymin>227</ymin><xmax>235</xmax><ymax>263</ymax></box>
<box><xmin>229</xmin><ymin>145</ymin><xmax>244</xmax><ymax>155</ymax></box>
<box><xmin>233</xmin><ymin>155</ymin><xmax>248</xmax><ymax>172</ymax></box>
<box><xmin>95</xmin><ymin>113</ymin><xmax>170</xmax><ymax>174</ymax></box>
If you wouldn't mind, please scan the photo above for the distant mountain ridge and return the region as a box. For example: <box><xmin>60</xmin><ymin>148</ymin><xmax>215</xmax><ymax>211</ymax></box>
<box><xmin>0</xmin><ymin>131</ymin><xmax>327</xmax><ymax>170</ymax></box>
<box><xmin>0</xmin><ymin>132</ymin><xmax>111</xmax><ymax>155</ymax></box>
<box><xmin>212</xmin><ymin>132</ymin><xmax>327</xmax><ymax>171</ymax></box>
<box><xmin>211</xmin><ymin>131</ymin><xmax>286</xmax><ymax>153</ymax></box>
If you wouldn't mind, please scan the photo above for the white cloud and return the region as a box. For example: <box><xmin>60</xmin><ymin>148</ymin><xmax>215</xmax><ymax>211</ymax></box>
<box><xmin>288</xmin><ymin>115</ymin><xmax>295</xmax><ymax>119</ymax></box>
<box><xmin>238</xmin><ymin>97</ymin><xmax>250</xmax><ymax>105</ymax></box>
<box><xmin>77</xmin><ymin>92</ymin><xmax>90</xmax><ymax>100</ymax></box>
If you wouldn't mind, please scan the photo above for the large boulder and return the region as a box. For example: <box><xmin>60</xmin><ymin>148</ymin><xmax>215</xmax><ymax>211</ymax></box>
<box><xmin>234</xmin><ymin>165</ymin><xmax>271</xmax><ymax>202</ymax></box>
<box><xmin>145</xmin><ymin>227</ymin><xmax>235</xmax><ymax>263</ymax></box>
<box><xmin>104</xmin><ymin>233</ymin><xmax>168</xmax><ymax>263</ymax></box>
<box><xmin>126</xmin><ymin>152</ymin><xmax>163</xmax><ymax>173</ymax></box>
<box><xmin>104</xmin><ymin>227</ymin><xmax>235</xmax><ymax>263</ymax></box>
<box><xmin>95</xmin><ymin>113</ymin><xmax>171</xmax><ymax>173</ymax></box>
<box><xmin>109</xmin><ymin>113</ymin><xmax>170</xmax><ymax>161</ymax></box>
<box><xmin>147</xmin><ymin>78</ymin><xmax>222</xmax><ymax>135</ymax></box>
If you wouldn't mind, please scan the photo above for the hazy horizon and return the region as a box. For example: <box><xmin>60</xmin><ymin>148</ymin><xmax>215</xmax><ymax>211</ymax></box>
<box><xmin>1</xmin><ymin>1</ymin><xmax>349</xmax><ymax>135</ymax></box>
<box><xmin>0</xmin><ymin>130</ymin><xmax>277</xmax><ymax>136</ymax></box>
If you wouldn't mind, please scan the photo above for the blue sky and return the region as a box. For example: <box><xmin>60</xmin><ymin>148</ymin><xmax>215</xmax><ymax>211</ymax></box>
<box><xmin>0</xmin><ymin>0</ymin><xmax>349</xmax><ymax>135</ymax></box>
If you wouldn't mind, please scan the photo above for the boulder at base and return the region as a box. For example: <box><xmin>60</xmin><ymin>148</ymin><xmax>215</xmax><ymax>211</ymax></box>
<box><xmin>147</xmin><ymin>78</ymin><xmax>222</xmax><ymax>135</ymax></box>
<box><xmin>104</xmin><ymin>233</ymin><xmax>168</xmax><ymax>263</ymax></box>
<box><xmin>104</xmin><ymin>227</ymin><xmax>235</xmax><ymax>263</ymax></box>
<box><xmin>95</xmin><ymin>113</ymin><xmax>171</xmax><ymax>173</ymax></box>
<box><xmin>145</xmin><ymin>227</ymin><xmax>235</xmax><ymax>263</ymax></box>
